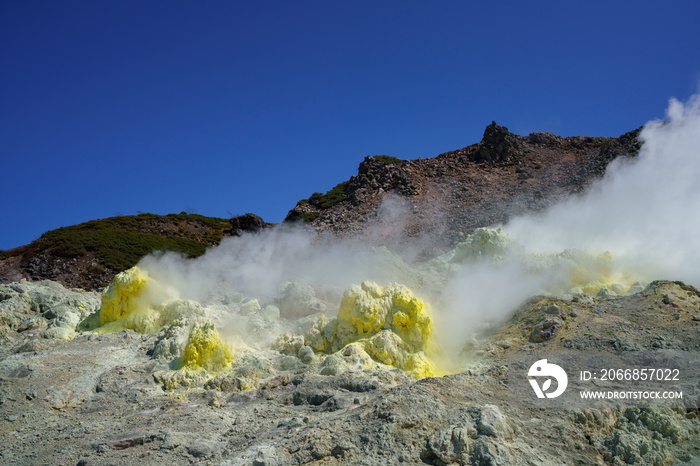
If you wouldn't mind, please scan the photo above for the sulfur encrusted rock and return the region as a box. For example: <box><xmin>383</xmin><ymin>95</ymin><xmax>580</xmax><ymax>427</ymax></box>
<box><xmin>0</xmin><ymin>280</ymin><xmax>100</xmax><ymax>339</ymax></box>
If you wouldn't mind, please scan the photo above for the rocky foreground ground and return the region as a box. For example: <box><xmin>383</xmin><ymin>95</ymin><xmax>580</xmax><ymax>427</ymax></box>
<box><xmin>1</xmin><ymin>277</ymin><xmax>699</xmax><ymax>465</ymax></box>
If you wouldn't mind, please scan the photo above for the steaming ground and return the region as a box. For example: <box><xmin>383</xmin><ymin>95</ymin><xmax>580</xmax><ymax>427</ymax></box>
<box><xmin>99</xmin><ymin>94</ymin><xmax>700</xmax><ymax>374</ymax></box>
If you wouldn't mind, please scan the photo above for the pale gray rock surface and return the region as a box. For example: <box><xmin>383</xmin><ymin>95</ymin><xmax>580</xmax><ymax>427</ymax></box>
<box><xmin>0</xmin><ymin>280</ymin><xmax>699</xmax><ymax>465</ymax></box>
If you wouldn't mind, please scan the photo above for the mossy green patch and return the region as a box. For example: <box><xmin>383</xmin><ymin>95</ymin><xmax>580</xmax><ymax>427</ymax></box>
<box><xmin>372</xmin><ymin>155</ymin><xmax>403</xmax><ymax>165</ymax></box>
<box><xmin>308</xmin><ymin>180</ymin><xmax>350</xmax><ymax>210</ymax></box>
<box><xmin>299</xmin><ymin>212</ymin><xmax>321</xmax><ymax>222</ymax></box>
<box><xmin>32</xmin><ymin>213</ymin><xmax>230</xmax><ymax>272</ymax></box>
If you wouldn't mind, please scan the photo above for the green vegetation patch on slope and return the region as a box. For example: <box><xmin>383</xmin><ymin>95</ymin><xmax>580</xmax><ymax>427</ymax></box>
<box><xmin>299</xmin><ymin>212</ymin><xmax>321</xmax><ymax>222</ymax></box>
<box><xmin>30</xmin><ymin>213</ymin><xmax>230</xmax><ymax>271</ymax></box>
<box><xmin>372</xmin><ymin>155</ymin><xmax>403</xmax><ymax>165</ymax></box>
<box><xmin>291</xmin><ymin>155</ymin><xmax>403</xmax><ymax>221</ymax></box>
<box><xmin>301</xmin><ymin>180</ymin><xmax>350</xmax><ymax>210</ymax></box>
<box><xmin>50</xmin><ymin>229</ymin><xmax>207</xmax><ymax>271</ymax></box>
<box><xmin>89</xmin><ymin>212</ymin><xmax>228</xmax><ymax>231</ymax></box>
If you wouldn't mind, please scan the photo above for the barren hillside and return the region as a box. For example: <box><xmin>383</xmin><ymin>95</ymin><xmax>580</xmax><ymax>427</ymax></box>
<box><xmin>287</xmin><ymin>122</ymin><xmax>641</xmax><ymax>256</ymax></box>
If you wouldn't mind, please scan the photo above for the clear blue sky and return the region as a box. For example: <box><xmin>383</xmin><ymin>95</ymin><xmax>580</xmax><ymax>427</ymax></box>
<box><xmin>2</xmin><ymin>0</ymin><xmax>698</xmax><ymax>250</ymax></box>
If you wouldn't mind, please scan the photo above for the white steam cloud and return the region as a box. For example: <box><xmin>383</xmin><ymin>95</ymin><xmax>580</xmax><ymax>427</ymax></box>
<box><xmin>506</xmin><ymin>94</ymin><xmax>700</xmax><ymax>285</ymax></box>
<box><xmin>137</xmin><ymin>225</ymin><xmax>417</xmax><ymax>307</ymax></box>
<box><xmin>440</xmin><ymin>93</ymin><xmax>700</xmax><ymax>350</ymax></box>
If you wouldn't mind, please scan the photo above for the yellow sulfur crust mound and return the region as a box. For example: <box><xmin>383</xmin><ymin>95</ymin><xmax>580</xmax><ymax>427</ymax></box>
<box><xmin>97</xmin><ymin>266</ymin><xmax>201</xmax><ymax>334</ymax></box>
<box><xmin>181</xmin><ymin>321</ymin><xmax>233</xmax><ymax>372</ymax></box>
<box><xmin>453</xmin><ymin>227</ymin><xmax>512</xmax><ymax>263</ymax></box>
<box><xmin>99</xmin><ymin>266</ymin><xmax>151</xmax><ymax>326</ymax></box>
<box><xmin>314</xmin><ymin>281</ymin><xmax>438</xmax><ymax>378</ymax></box>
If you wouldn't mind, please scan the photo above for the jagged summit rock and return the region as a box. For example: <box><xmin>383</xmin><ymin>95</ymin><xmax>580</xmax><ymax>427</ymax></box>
<box><xmin>595</xmin><ymin>127</ymin><xmax>643</xmax><ymax>172</ymax></box>
<box><xmin>283</xmin><ymin>123</ymin><xmax>640</xmax><ymax>260</ymax></box>
<box><xmin>473</xmin><ymin>121</ymin><xmax>524</xmax><ymax>164</ymax></box>
<box><xmin>347</xmin><ymin>155</ymin><xmax>419</xmax><ymax>203</ymax></box>
<box><xmin>230</xmin><ymin>213</ymin><xmax>266</xmax><ymax>234</ymax></box>
<box><xmin>527</xmin><ymin>131</ymin><xmax>563</xmax><ymax>146</ymax></box>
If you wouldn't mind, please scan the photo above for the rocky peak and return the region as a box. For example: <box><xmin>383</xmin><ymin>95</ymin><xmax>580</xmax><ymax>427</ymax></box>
<box><xmin>356</xmin><ymin>155</ymin><xmax>387</xmax><ymax>175</ymax></box>
<box><xmin>283</xmin><ymin>154</ymin><xmax>423</xmax><ymax>234</ymax></box>
<box><xmin>527</xmin><ymin>131</ymin><xmax>563</xmax><ymax>146</ymax></box>
<box><xmin>473</xmin><ymin>121</ymin><xmax>524</xmax><ymax>164</ymax></box>
<box><xmin>598</xmin><ymin>127</ymin><xmax>642</xmax><ymax>162</ymax></box>
<box><xmin>347</xmin><ymin>156</ymin><xmax>419</xmax><ymax>203</ymax></box>
<box><xmin>230</xmin><ymin>213</ymin><xmax>266</xmax><ymax>234</ymax></box>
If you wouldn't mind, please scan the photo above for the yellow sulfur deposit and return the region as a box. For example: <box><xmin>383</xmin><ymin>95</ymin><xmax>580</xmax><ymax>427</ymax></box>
<box><xmin>99</xmin><ymin>266</ymin><xmax>151</xmax><ymax>326</ymax></box>
<box><xmin>453</xmin><ymin>227</ymin><xmax>512</xmax><ymax>263</ymax></box>
<box><xmin>312</xmin><ymin>281</ymin><xmax>439</xmax><ymax>378</ymax></box>
<box><xmin>181</xmin><ymin>320</ymin><xmax>233</xmax><ymax>372</ymax></box>
<box><xmin>457</xmin><ymin>228</ymin><xmax>641</xmax><ymax>296</ymax></box>
<box><xmin>405</xmin><ymin>352</ymin><xmax>436</xmax><ymax>379</ymax></box>
<box><xmin>554</xmin><ymin>250</ymin><xmax>638</xmax><ymax>295</ymax></box>
<box><xmin>97</xmin><ymin>266</ymin><xmax>201</xmax><ymax>334</ymax></box>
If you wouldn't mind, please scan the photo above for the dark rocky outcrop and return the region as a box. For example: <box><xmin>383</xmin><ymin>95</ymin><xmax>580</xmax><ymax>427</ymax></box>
<box><xmin>285</xmin><ymin>122</ymin><xmax>643</xmax><ymax>258</ymax></box>
<box><xmin>527</xmin><ymin>131</ymin><xmax>563</xmax><ymax>146</ymax></box>
<box><xmin>472</xmin><ymin>121</ymin><xmax>524</xmax><ymax>164</ymax></box>
<box><xmin>284</xmin><ymin>155</ymin><xmax>419</xmax><ymax>224</ymax></box>
<box><xmin>230</xmin><ymin>213</ymin><xmax>266</xmax><ymax>234</ymax></box>
<box><xmin>345</xmin><ymin>156</ymin><xmax>420</xmax><ymax>205</ymax></box>
<box><xmin>595</xmin><ymin>127</ymin><xmax>643</xmax><ymax>174</ymax></box>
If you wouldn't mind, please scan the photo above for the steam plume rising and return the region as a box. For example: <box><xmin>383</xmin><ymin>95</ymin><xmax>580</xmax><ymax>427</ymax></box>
<box><xmin>136</xmin><ymin>225</ymin><xmax>418</xmax><ymax>307</ymax></box>
<box><xmin>439</xmin><ymin>94</ymin><xmax>700</xmax><ymax>351</ymax></box>
<box><xmin>506</xmin><ymin>93</ymin><xmax>700</xmax><ymax>286</ymax></box>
